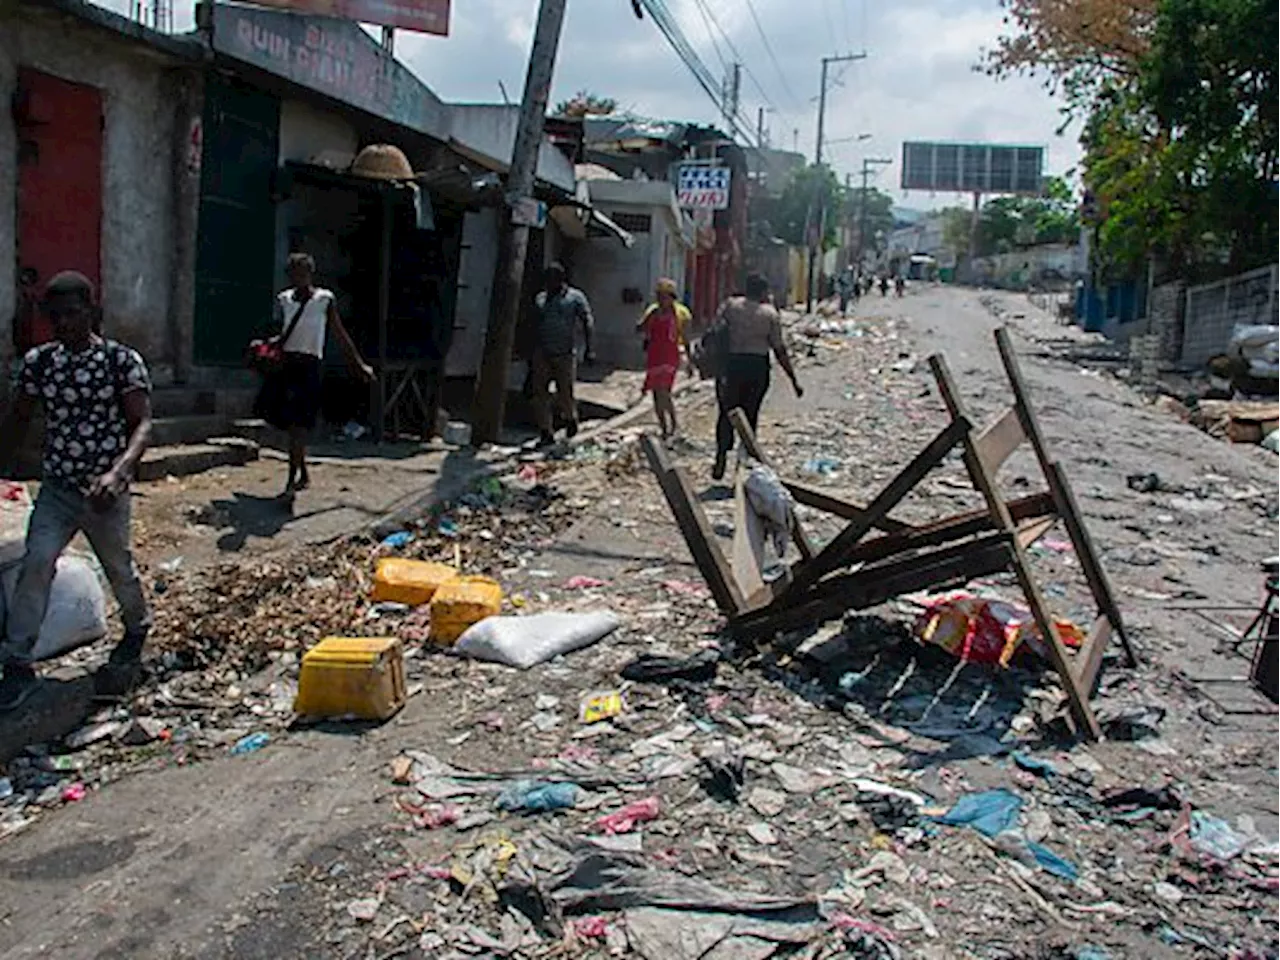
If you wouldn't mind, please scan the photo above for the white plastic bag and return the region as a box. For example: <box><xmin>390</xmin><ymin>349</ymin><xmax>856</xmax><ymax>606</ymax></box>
<box><xmin>454</xmin><ymin>611</ymin><xmax>621</xmax><ymax>669</ymax></box>
<box><xmin>0</xmin><ymin>554</ymin><xmax>108</xmax><ymax>662</ymax></box>
<box><xmin>1229</xmin><ymin>324</ymin><xmax>1279</xmax><ymax>378</ymax></box>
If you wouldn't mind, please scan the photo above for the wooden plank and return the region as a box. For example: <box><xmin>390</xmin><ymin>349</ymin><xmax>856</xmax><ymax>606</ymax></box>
<box><xmin>929</xmin><ymin>351</ymin><xmax>1102</xmax><ymax>741</ymax></box>
<box><xmin>729</xmin><ymin>408</ymin><xmax>817</xmax><ymax>561</ymax></box>
<box><xmin>1074</xmin><ymin>615</ymin><xmax>1113</xmax><ymax>694</ymax></box>
<box><xmin>845</xmin><ymin>491</ymin><xmax>1056</xmax><ymax>568</ymax></box>
<box><xmin>733</xmin><ymin>533</ymin><xmax>1012</xmax><ymax>638</ymax></box>
<box><xmin>974</xmin><ymin>406</ymin><xmax>1025</xmax><ymax>477</ymax></box>
<box><xmin>641</xmin><ymin>434</ymin><xmax>745</xmax><ymax>616</ymax></box>
<box><xmin>784</xmin><ymin>482</ymin><xmax>914</xmax><ymax>533</ymax></box>
<box><xmin>786</xmin><ymin>416</ymin><xmax>970</xmax><ymax>595</ymax></box>
<box><xmin>1016</xmin><ymin>515</ymin><xmax>1057</xmax><ymax>548</ymax></box>
<box><xmin>994</xmin><ymin>327</ymin><xmax>1055</xmax><ymax>478</ymax></box>
<box><xmin>1046</xmin><ymin>461</ymin><xmax>1137</xmax><ymax>666</ymax></box>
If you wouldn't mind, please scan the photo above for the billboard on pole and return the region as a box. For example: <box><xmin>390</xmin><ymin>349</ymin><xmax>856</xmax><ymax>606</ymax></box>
<box><xmin>241</xmin><ymin>0</ymin><xmax>450</xmax><ymax>35</ymax></box>
<box><xmin>901</xmin><ymin>141</ymin><xmax>1043</xmax><ymax>195</ymax></box>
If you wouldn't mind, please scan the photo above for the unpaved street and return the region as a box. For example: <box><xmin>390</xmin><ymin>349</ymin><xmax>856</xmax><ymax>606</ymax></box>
<box><xmin>0</xmin><ymin>287</ymin><xmax>1275</xmax><ymax>960</ymax></box>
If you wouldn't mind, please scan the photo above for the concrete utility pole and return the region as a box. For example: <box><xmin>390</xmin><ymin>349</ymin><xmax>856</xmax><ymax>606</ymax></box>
<box><xmin>855</xmin><ymin>156</ymin><xmax>892</xmax><ymax>271</ymax></box>
<box><xmin>472</xmin><ymin>0</ymin><xmax>569</xmax><ymax>444</ymax></box>
<box><xmin>805</xmin><ymin>52</ymin><xmax>865</xmax><ymax>313</ymax></box>
<box><xmin>722</xmin><ymin>63</ymin><xmax>741</xmax><ymax>129</ymax></box>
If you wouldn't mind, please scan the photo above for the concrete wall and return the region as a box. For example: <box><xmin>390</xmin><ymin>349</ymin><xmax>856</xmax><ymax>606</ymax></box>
<box><xmin>446</xmin><ymin>207</ymin><xmax>498</xmax><ymax>378</ymax></box>
<box><xmin>0</xmin><ymin>8</ymin><xmax>188</xmax><ymax>378</ymax></box>
<box><xmin>574</xmin><ymin>201</ymin><xmax>687</xmax><ymax>370</ymax></box>
<box><xmin>278</xmin><ymin>98</ymin><xmax>359</xmax><ymax>168</ymax></box>
<box><xmin>449</xmin><ymin>104</ymin><xmax>576</xmax><ymax>194</ymax></box>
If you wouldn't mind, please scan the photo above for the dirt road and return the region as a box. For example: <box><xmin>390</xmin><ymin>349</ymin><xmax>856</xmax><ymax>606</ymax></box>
<box><xmin>0</xmin><ymin>286</ymin><xmax>1274</xmax><ymax>959</ymax></box>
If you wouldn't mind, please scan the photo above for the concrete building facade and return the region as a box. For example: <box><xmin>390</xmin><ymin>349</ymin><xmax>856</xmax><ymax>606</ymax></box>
<box><xmin>0</xmin><ymin>0</ymin><xmax>201</xmax><ymax>384</ymax></box>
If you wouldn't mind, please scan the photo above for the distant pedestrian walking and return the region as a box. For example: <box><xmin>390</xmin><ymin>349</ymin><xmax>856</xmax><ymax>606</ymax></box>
<box><xmin>711</xmin><ymin>273</ymin><xmax>803</xmax><ymax>481</ymax></box>
<box><xmin>531</xmin><ymin>262</ymin><xmax>595</xmax><ymax>448</ymax></box>
<box><xmin>256</xmin><ymin>253</ymin><xmax>374</xmax><ymax>499</ymax></box>
<box><xmin>637</xmin><ymin>277</ymin><xmax>692</xmax><ymax>441</ymax></box>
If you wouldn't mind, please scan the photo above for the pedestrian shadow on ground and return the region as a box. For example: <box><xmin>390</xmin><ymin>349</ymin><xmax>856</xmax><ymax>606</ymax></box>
<box><xmin>766</xmin><ymin>614</ymin><xmax>1049</xmax><ymax>765</ymax></box>
<box><xmin>192</xmin><ymin>493</ymin><xmax>375</xmax><ymax>553</ymax></box>
<box><xmin>0</xmin><ymin>674</ymin><xmax>97</xmax><ymax>762</ymax></box>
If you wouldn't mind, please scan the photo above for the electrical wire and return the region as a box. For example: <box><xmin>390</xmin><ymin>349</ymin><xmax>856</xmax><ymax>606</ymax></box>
<box><xmin>688</xmin><ymin>0</ymin><xmax>729</xmax><ymax>73</ymax></box>
<box><xmin>688</xmin><ymin>0</ymin><xmax>782</xmax><ymax>117</ymax></box>
<box><xmin>635</xmin><ymin>0</ymin><xmax>765</xmax><ymax>149</ymax></box>
<box><xmin>739</xmin><ymin>0</ymin><xmax>801</xmax><ymax>109</ymax></box>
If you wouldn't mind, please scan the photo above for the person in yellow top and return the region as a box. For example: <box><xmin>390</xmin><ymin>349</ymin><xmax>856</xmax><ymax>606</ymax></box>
<box><xmin>636</xmin><ymin>278</ymin><xmax>693</xmax><ymax>441</ymax></box>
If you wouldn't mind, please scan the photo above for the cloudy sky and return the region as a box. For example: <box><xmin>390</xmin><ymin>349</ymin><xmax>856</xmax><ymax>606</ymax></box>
<box><xmin>109</xmin><ymin>0</ymin><xmax>1079</xmax><ymax>205</ymax></box>
<box><xmin>389</xmin><ymin>0</ymin><xmax>1081</xmax><ymax>206</ymax></box>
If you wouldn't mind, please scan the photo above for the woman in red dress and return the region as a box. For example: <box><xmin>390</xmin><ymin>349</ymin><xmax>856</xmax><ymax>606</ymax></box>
<box><xmin>637</xmin><ymin>278</ymin><xmax>692</xmax><ymax>441</ymax></box>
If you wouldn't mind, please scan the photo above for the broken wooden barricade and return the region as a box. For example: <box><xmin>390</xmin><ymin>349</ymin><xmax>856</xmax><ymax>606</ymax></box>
<box><xmin>640</xmin><ymin>327</ymin><xmax>1136</xmax><ymax>740</ymax></box>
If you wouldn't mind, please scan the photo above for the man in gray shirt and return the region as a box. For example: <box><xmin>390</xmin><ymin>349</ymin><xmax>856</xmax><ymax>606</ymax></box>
<box><xmin>531</xmin><ymin>262</ymin><xmax>594</xmax><ymax>447</ymax></box>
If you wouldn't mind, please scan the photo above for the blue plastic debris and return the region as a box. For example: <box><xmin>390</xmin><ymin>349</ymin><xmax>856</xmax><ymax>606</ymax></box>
<box><xmin>1012</xmin><ymin>752</ymin><xmax>1057</xmax><ymax>777</ymax></box>
<box><xmin>230</xmin><ymin>732</ymin><xmax>270</xmax><ymax>756</ymax></box>
<box><xmin>933</xmin><ymin>789</ymin><xmax>1023</xmax><ymax>837</ymax></box>
<box><xmin>1026</xmin><ymin>840</ymin><xmax>1080</xmax><ymax>881</ymax></box>
<box><xmin>495</xmin><ymin>780</ymin><xmax>579</xmax><ymax>813</ymax></box>
<box><xmin>1189</xmin><ymin>810</ymin><xmax>1252</xmax><ymax>860</ymax></box>
<box><xmin>380</xmin><ymin>531</ymin><xmax>413</xmax><ymax>549</ymax></box>
<box><xmin>437</xmin><ymin>517</ymin><xmax>460</xmax><ymax>538</ymax></box>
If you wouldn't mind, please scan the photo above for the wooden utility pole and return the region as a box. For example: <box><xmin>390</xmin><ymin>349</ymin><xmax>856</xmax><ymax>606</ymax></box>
<box><xmin>805</xmin><ymin>52</ymin><xmax>865</xmax><ymax>314</ymax></box>
<box><xmin>472</xmin><ymin>0</ymin><xmax>569</xmax><ymax>444</ymax></box>
<box><xmin>855</xmin><ymin>156</ymin><xmax>892</xmax><ymax>272</ymax></box>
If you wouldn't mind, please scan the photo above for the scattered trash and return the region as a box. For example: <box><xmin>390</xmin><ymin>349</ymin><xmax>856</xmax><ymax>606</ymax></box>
<box><xmin>933</xmin><ymin>789</ymin><xmax>1022</xmax><ymax>838</ymax></box>
<box><xmin>701</xmin><ymin>754</ymin><xmax>746</xmax><ymax>802</ymax></box>
<box><xmin>1098</xmin><ymin>704</ymin><xmax>1165</xmax><ymax>741</ymax></box>
<box><xmin>65</xmin><ymin>721</ymin><xmax>124</xmax><ymax>751</ymax></box>
<box><xmin>495</xmin><ymin>780</ymin><xmax>580</xmax><ymax>813</ymax></box>
<box><xmin>803</xmin><ymin>456</ymin><xmax>841</xmax><ymax>478</ymax></box>
<box><xmin>437</xmin><ymin>517</ymin><xmax>459</xmax><ymax>538</ymax></box>
<box><xmin>564</xmin><ymin>575</ymin><xmax>608</xmax><ymax>589</ymax></box>
<box><xmin>1188</xmin><ymin>810</ymin><xmax>1255</xmax><ymax>861</ymax></box>
<box><xmin>379</xmin><ymin>531</ymin><xmax>414</xmax><ymax>549</ymax></box>
<box><xmin>370</xmin><ymin>557</ymin><xmax>457</xmax><ymax>606</ymax></box>
<box><xmin>914</xmin><ymin>593</ymin><xmax>1082</xmax><ymax>667</ymax></box>
<box><xmin>230</xmin><ymin>732</ymin><xmax>270</xmax><ymax>756</ymax></box>
<box><xmin>430</xmin><ymin>576</ymin><xmax>503</xmax><ymax>644</ymax></box>
<box><xmin>60</xmin><ymin>783</ymin><xmax>87</xmax><ymax>803</ymax></box>
<box><xmin>579</xmin><ymin>689</ymin><xmax>625</xmax><ymax>724</ymax></box>
<box><xmin>620</xmin><ymin>649</ymin><xmax>719</xmax><ymax>684</ymax></box>
<box><xmin>597</xmin><ymin>797</ymin><xmax>661</xmax><ymax>834</ymax></box>
<box><xmin>455</xmin><ymin>611</ymin><xmax>621</xmax><ymax>669</ymax></box>
<box><xmin>1126</xmin><ymin>472</ymin><xmax>1161</xmax><ymax>493</ymax></box>
<box><xmin>346</xmin><ymin>897</ymin><xmax>381</xmax><ymax>922</ymax></box>
<box><xmin>294</xmin><ymin>637</ymin><xmax>406</xmax><ymax>721</ymax></box>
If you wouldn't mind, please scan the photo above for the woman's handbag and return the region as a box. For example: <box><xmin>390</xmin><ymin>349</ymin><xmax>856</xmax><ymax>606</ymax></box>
<box><xmin>246</xmin><ymin>293</ymin><xmax>312</xmax><ymax>375</ymax></box>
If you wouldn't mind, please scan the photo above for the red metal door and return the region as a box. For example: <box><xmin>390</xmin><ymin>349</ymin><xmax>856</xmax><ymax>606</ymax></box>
<box><xmin>15</xmin><ymin>68</ymin><xmax>103</xmax><ymax>347</ymax></box>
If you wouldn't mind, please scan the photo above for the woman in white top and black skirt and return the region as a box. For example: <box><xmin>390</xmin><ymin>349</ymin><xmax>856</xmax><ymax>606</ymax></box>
<box><xmin>259</xmin><ymin>253</ymin><xmax>373</xmax><ymax>498</ymax></box>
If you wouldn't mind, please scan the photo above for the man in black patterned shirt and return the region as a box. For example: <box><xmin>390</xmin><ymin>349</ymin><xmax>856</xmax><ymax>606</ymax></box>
<box><xmin>0</xmin><ymin>271</ymin><xmax>154</xmax><ymax>710</ymax></box>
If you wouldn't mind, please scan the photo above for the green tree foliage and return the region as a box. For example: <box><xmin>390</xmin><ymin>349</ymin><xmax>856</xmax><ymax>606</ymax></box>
<box><xmin>844</xmin><ymin>187</ymin><xmax>895</xmax><ymax>252</ymax></box>
<box><xmin>977</xmin><ymin>175</ymin><xmax>1080</xmax><ymax>254</ymax></box>
<box><xmin>994</xmin><ymin>0</ymin><xmax>1278</xmax><ymax>278</ymax></box>
<box><xmin>553</xmin><ymin>91</ymin><xmax>617</xmax><ymax>118</ymax></box>
<box><xmin>752</xmin><ymin>165</ymin><xmax>842</xmax><ymax>248</ymax></box>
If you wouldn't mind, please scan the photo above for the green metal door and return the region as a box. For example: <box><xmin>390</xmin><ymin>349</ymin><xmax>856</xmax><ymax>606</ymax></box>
<box><xmin>193</xmin><ymin>76</ymin><xmax>280</xmax><ymax>366</ymax></box>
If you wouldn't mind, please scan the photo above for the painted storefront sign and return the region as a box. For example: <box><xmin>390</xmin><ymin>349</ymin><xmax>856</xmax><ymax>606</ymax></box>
<box><xmin>677</xmin><ymin>164</ymin><xmax>731</xmax><ymax>210</ymax></box>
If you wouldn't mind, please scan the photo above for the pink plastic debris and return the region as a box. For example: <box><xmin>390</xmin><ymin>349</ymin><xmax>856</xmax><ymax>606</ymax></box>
<box><xmin>564</xmin><ymin>575</ymin><xmax>607</xmax><ymax>589</ymax></box>
<box><xmin>570</xmin><ymin>916</ymin><xmax>609</xmax><ymax>939</ymax></box>
<box><xmin>596</xmin><ymin>796</ymin><xmax>661</xmax><ymax>835</ymax></box>
<box><xmin>61</xmin><ymin>783</ymin><xmax>87</xmax><ymax>803</ymax></box>
<box><xmin>830</xmin><ymin>913</ymin><xmax>896</xmax><ymax>940</ymax></box>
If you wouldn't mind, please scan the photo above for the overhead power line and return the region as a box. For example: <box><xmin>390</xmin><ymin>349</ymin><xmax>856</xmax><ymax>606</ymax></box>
<box><xmin>740</xmin><ymin>0</ymin><xmax>801</xmax><ymax>109</ymax></box>
<box><xmin>688</xmin><ymin>0</ymin><xmax>782</xmax><ymax>117</ymax></box>
<box><xmin>635</xmin><ymin>0</ymin><xmax>764</xmax><ymax>149</ymax></box>
<box><xmin>688</xmin><ymin>0</ymin><xmax>728</xmax><ymax>73</ymax></box>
